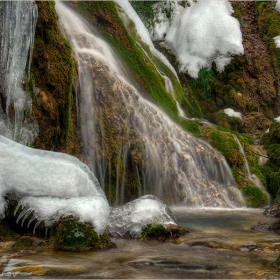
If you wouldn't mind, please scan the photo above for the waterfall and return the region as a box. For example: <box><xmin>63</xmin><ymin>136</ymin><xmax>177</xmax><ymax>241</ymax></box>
<box><xmin>0</xmin><ymin>0</ymin><xmax>38</xmax><ymax>144</ymax></box>
<box><xmin>56</xmin><ymin>2</ymin><xmax>244</xmax><ymax>208</ymax></box>
<box><xmin>233</xmin><ymin>136</ymin><xmax>252</xmax><ymax>180</ymax></box>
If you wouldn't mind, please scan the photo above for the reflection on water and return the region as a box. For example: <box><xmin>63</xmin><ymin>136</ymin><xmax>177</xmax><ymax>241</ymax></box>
<box><xmin>1</xmin><ymin>208</ymin><xmax>280</xmax><ymax>279</ymax></box>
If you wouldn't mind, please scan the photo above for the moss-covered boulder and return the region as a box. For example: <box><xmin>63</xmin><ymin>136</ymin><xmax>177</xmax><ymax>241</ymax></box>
<box><xmin>49</xmin><ymin>216</ymin><xmax>115</xmax><ymax>251</ymax></box>
<box><xmin>140</xmin><ymin>223</ymin><xmax>188</xmax><ymax>241</ymax></box>
<box><xmin>242</xmin><ymin>186</ymin><xmax>269</xmax><ymax>208</ymax></box>
<box><xmin>12</xmin><ymin>236</ymin><xmax>45</xmax><ymax>250</ymax></box>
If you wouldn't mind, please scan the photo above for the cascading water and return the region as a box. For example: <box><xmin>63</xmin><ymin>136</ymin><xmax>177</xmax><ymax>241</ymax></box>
<box><xmin>0</xmin><ymin>0</ymin><xmax>38</xmax><ymax>144</ymax></box>
<box><xmin>56</xmin><ymin>2</ymin><xmax>245</xmax><ymax>207</ymax></box>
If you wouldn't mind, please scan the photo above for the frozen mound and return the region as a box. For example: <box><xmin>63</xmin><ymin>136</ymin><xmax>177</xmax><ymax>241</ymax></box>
<box><xmin>107</xmin><ymin>195</ymin><xmax>177</xmax><ymax>238</ymax></box>
<box><xmin>0</xmin><ymin>135</ymin><xmax>109</xmax><ymax>234</ymax></box>
<box><xmin>159</xmin><ymin>0</ymin><xmax>243</xmax><ymax>78</ymax></box>
<box><xmin>224</xmin><ymin>108</ymin><xmax>242</xmax><ymax>119</ymax></box>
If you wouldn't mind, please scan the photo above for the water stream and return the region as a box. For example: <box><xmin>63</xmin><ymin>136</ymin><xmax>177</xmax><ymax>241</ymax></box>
<box><xmin>1</xmin><ymin>208</ymin><xmax>280</xmax><ymax>279</ymax></box>
<box><xmin>55</xmin><ymin>2</ymin><xmax>244</xmax><ymax>207</ymax></box>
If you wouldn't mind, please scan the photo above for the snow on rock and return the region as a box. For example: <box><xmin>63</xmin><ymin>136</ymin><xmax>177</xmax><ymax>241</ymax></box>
<box><xmin>0</xmin><ymin>135</ymin><xmax>109</xmax><ymax>234</ymax></box>
<box><xmin>274</xmin><ymin>116</ymin><xmax>280</xmax><ymax>122</ymax></box>
<box><xmin>224</xmin><ymin>108</ymin><xmax>242</xmax><ymax>119</ymax></box>
<box><xmin>107</xmin><ymin>195</ymin><xmax>177</xmax><ymax>238</ymax></box>
<box><xmin>274</xmin><ymin>36</ymin><xmax>280</xmax><ymax>48</ymax></box>
<box><xmin>156</xmin><ymin>0</ymin><xmax>243</xmax><ymax>78</ymax></box>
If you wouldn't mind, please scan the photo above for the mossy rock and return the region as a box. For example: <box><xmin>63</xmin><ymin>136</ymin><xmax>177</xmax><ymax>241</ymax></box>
<box><xmin>212</xmin><ymin>110</ymin><xmax>241</xmax><ymax>132</ymax></box>
<box><xmin>140</xmin><ymin>223</ymin><xmax>188</xmax><ymax>241</ymax></box>
<box><xmin>49</xmin><ymin>216</ymin><xmax>116</xmax><ymax>251</ymax></box>
<box><xmin>242</xmin><ymin>186</ymin><xmax>269</xmax><ymax>208</ymax></box>
<box><xmin>12</xmin><ymin>236</ymin><xmax>45</xmax><ymax>249</ymax></box>
<box><xmin>200</xmin><ymin>126</ymin><xmax>244</xmax><ymax>167</ymax></box>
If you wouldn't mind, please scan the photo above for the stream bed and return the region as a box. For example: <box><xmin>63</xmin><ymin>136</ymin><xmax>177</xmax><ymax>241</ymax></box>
<box><xmin>1</xmin><ymin>208</ymin><xmax>280</xmax><ymax>279</ymax></box>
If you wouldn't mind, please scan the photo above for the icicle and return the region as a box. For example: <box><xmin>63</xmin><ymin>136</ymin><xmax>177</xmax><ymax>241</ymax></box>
<box><xmin>27</xmin><ymin>215</ymin><xmax>36</xmax><ymax>229</ymax></box>
<box><xmin>33</xmin><ymin>219</ymin><xmax>42</xmax><ymax>234</ymax></box>
<box><xmin>21</xmin><ymin>209</ymin><xmax>33</xmax><ymax>226</ymax></box>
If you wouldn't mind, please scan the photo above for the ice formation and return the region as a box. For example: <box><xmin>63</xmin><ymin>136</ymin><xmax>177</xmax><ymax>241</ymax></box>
<box><xmin>0</xmin><ymin>0</ymin><xmax>38</xmax><ymax>144</ymax></box>
<box><xmin>0</xmin><ymin>135</ymin><xmax>109</xmax><ymax>234</ymax></box>
<box><xmin>224</xmin><ymin>108</ymin><xmax>242</xmax><ymax>119</ymax></box>
<box><xmin>150</xmin><ymin>0</ymin><xmax>244</xmax><ymax>78</ymax></box>
<box><xmin>107</xmin><ymin>195</ymin><xmax>177</xmax><ymax>238</ymax></box>
<box><xmin>274</xmin><ymin>116</ymin><xmax>280</xmax><ymax>122</ymax></box>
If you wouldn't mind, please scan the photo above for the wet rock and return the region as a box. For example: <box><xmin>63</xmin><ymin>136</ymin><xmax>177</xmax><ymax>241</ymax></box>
<box><xmin>263</xmin><ymin>203</ymin><xmax>280</xmax><ymax>217</ymax></box>
<box><xmin>13</xmin><ymin>236</ymin><xmax>44</xmax><ymax>250</ymax></box>
<box><xmin>49</xmin><ymin>216</ymin><xmax>116</xmax><ymax>251</ymax></box>
<box><xmin>240</xmin><ymin>243</ymin><xmax>259</xmax><ymax>251</ymax></box>
<box><xmin>251</xmin><ymin>221</ymin><xmax>272</xmax><ymax>231</ymax></box>
<box><xmin>239</xmin><ymin>112</ymin><xmax>271</xmax><ymax>137</ymax></box>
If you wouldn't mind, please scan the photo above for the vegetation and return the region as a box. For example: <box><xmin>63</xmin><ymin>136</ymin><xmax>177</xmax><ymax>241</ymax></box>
<box><xmin>242</xmin><ymin>186</ymin><xmax>268</xmax><ymax>207</ymax></box>
<box><xmin>50</xmin><ymin>216</ymin><xmax>115</xmax><ymax>251</ymax></box>
<box><xmin>32</xmin><ymin>1</ymin><xmax>78</xmax><ymax>152</ymax></box>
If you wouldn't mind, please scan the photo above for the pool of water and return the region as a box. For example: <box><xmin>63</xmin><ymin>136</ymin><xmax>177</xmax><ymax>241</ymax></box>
<box><xmin>1</xmin><ymin>208</ymin><xmax>280</xmax><ymax>279</ymax></box>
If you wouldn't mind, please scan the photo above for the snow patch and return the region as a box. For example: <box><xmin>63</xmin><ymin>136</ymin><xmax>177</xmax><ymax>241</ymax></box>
<box><xmin>0</xmin><ymin>135</ymin><xmax>109</xmax><ymax>234</ymax></box>
<box><xmin>274</xmin><ymin>116</ymin><xmax>280</xmax><ymax>122</ymax></box>
<box><xmin>107</xmin><ymin>195</ymin><xmax>177</xmax><ymax>238</ymax></box>
<box><xmin>153</xmin><ymin>0</ymin><xmax>243</xmax><ymax>78</ymax></box>
<box><xmin>224</xmin><ymin>108</ymin><xmax>242</xmax><ymax>119</ymax></box>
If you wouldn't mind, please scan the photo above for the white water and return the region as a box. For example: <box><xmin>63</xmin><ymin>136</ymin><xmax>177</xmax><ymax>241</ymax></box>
<box><xmin>56</xmin><ymin>2</ymin><xmax>244</xmax><ymax>208</ymax></box>
<box><xmin>0</xmin><ymin>0</ymin><xmax>38</xmax><ymax>144</ymax></box>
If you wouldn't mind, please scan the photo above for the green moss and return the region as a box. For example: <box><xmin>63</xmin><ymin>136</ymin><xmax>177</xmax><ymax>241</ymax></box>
<box><xmin>255</xmin><ymin>2</ymin><xmax>280</xmax><ymax>70</ymax></box>
<box><xmin>50</xmin><ymin>216</ymin><xmax>114</xmax><ymax>251</ymax></box>
<box><xmin>32</xmin><ymin>1</ymin><xmax>76</xmax><ymax>149</ymax></box>
<box><xmin>76</xmin><ymin>1</ymin><xmax>200</xmax><ymax>136</ymax></box>
<box><xmin>140</xmin><ymin>224</ymin><xmax>167</xmax><ymax>240</ymax></box>
<box><xmin>13</xmin><ymin>236</ymin><xmax>34</xmax><ymax>249</ymax></box>
<box><xmin>200</xmin><ymin>126</ymin><xmax>244</xmax><ymax>167</ymax></box>
<box><xmin>189</xmin><ymin>68</ymin><xmax>214</xmax><ymax>99</ymax></box>
<box><xmin>274</xmin><ymin>255</ymin><xmax>280</xmax><ymax>268</ymax></box>
<box><xmin>251</xmin><ymin>165</ymin><xmax>273</xmax><ymax>188</ymax></box>
<box><xmin>242</xmin><ymin>186</ymin><xmax>268</xmax><ymax>207</ymax></box>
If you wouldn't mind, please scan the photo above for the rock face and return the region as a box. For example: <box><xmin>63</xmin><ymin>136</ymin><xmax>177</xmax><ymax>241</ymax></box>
<box><xmin>240</xmin><ymin>2</ymin><xmax>280</xmax><ymax>118</ymax></box>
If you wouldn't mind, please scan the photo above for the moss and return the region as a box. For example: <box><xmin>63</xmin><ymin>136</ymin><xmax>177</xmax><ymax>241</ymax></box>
<box><xmin>32</xmin><ymin>1</ymin><xmax>78</xmax><ymax>153</ymax></box>
<box><xmin>49</xmin><ymin>216</ymin><xmax>115</xmax><ymax>251</ymax></box>
<box><xmin>76</xmin><ymin>1</ymin><xmax>200</xmax><ymax>136</ymax></box>
<box><xmin>251</xmin><ymin>165</ymin><xmax>273</xmax><ymax>188</ymax></box>
<box><xmin>140</xmin><ymin>223</ymin><xmax>188</xmax><ymax>241</ymax></box>
<box><xmin>213</xmin><ymin>111</ymin><xmax>240</xmax><ymax>132</ymax></box>
<box><xmin>200</xmin><ymin>126</ymin><xmax>244</xmax><ymax>167</ymax></box>
<box><xmin>13</xmin><ymin>236</ymin><xmax>34</xmax><ymax>249</ymax></box>
<box><xmin>242</xmin><ymin>186</ymin><xmax>269</xmax><ymax>208</ymax></box>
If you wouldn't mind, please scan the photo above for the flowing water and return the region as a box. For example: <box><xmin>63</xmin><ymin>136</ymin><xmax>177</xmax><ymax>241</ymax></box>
<box><xmin>55</xmin><ymin>2</ymin><xmax>244</xmax><ymax>207</ymax></box>
<box><xmin>1</xmin><ymin>208</ymin><xmax>280</xmax><ymax>279</ymax></box>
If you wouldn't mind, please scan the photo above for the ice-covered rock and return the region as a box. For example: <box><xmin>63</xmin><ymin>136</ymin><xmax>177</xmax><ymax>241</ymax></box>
<box><xmin>0</xmin><ymin>135</ymin><xmax>109</xmax><ymax>235</ymax></box>
<box><xmin>153</xmin><ymin>0</ymin><xmax>243</xmax><ymax>78</ymax></box>
<box><xmin>224</xmin><ymin>108</ymin><xmax>242</xmax><ymax>119</ymax></box>
<box><xmin>107</xmin><ymin>195</ymin><xmax>177</xmax><ymax>238</ymax></box>
<box><xmin>274</xmin><ymin>116</ymin><xmax>280</xmax><ymax>122</ymax></box>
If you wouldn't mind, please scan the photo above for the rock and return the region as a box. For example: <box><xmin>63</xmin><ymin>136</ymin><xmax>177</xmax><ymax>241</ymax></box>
<box><xmin>263</xmin><ymin>203</ymin><xmax>280</xmax><ymax>217</ymax></box>
<box><xmin>238</xmin><ymin>112</ymin><xmax>271</xmax><ymax>137</ymax></box>
<box><xmin>140</xmin><ymin>223</ymin><xmax>188</xmax><ymax>241</ymax></box>
<box><xmin>13</xmin><ymin>236</ymin><xmax>44</xmax><ymax>249</ymax></box>
<box><xmin>240</xmin><ymin>243</ymin><xmax>259</xmax><ymax>251</ymax></box>
<box><xmin>49</xmin><ymin>216</ymin><xmax>116</xmax><ymax>251</ymax></box>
